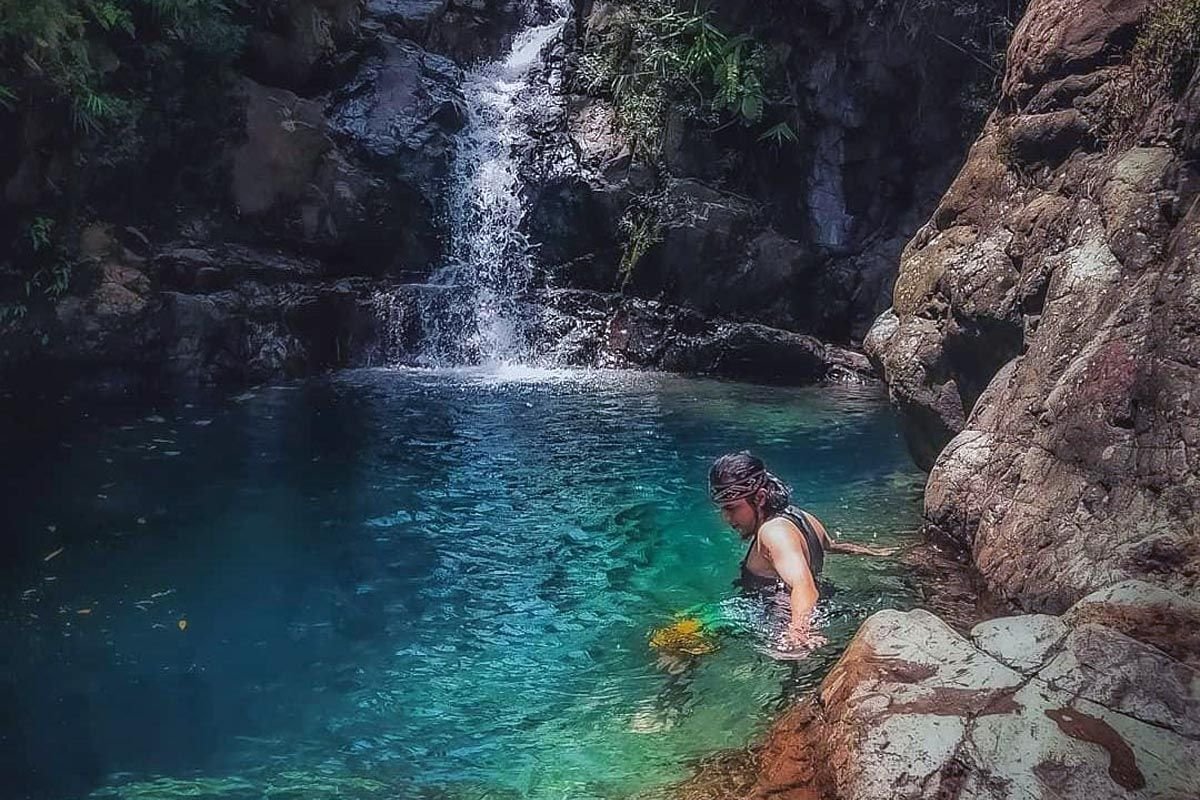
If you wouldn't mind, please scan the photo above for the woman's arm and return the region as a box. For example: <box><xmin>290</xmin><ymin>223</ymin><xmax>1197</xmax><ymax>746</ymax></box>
<box><xmin>759</xmin><ymin>521</ymin><xmax>821</xmax><ymax>638</ymax></box>
<box><xmin>802</xmin><ymin>510</ymin><xmax>898</xmax><ymax>557</ymax></box>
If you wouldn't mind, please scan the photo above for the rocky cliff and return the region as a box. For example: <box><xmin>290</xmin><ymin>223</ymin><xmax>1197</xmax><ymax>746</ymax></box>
<box><xmin>866</xmin><ymin>0</ymin><xmax>1200</xmax><ymax>611</ymax></box>
<box><xmin>2</xmin><ymin>0</ymin><xmax>1020</xmax><ymax>392</ymax></box>
<box><xmin>674</xmin><ymin>3</ymin><xmax>1200</xmax><ymax>792</ymax></box>
<box><xmin>526</xmin><ymin>0</ymin><xmax>1017</xmax><ymax>344</ymax></box>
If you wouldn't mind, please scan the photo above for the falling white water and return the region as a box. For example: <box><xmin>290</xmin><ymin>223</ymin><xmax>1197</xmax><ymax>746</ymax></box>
<box><xmin>376</xmin><ymin>3</ymin><xmax>570</xmax><ymax>367</ymax></box>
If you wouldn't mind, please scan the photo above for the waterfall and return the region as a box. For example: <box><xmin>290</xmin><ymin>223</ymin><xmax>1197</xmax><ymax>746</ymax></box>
<box><xmin>375</xmin><ymin>3</ymin><xmax>569</xmax><ymax>368</ymax></box>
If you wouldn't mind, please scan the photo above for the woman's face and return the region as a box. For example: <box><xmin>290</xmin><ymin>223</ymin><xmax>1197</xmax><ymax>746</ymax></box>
<box><xmin>718</xmin><ymin>494</ymin><xmax>762</xmax><ymax>538</ymax></box>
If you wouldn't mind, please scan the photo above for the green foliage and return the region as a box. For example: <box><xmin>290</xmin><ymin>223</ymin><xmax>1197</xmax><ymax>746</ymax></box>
<box><xmin>618</xmin><ymin>202</ymin><xmax>663</xmax><ymax>285</ymax></box>
<box><xmin>20</xmin><ymin>216</ymin><xmax>75</xmax><ymax>300</ymax></box>
<box><xmin>758</xmin><ymin>120</ymin><xmax>797</xmax><ymax>147</ymax></box>
<box><xmin>0</xmin><ymin>0</ymin><xmax>246</xmax><ymax>321</ymax></box>
<box><xmin>1133</xmin><ymin>0</ymin><xmax>1200</xmax><ymax>97</ymax></box>
<box><xmin>0</xmin><ymin>301</ymin><xmax>28</xmax><ymax>329</ymax></box>
<box><xmin>1102</xmin><ymin>0</ymin><xmax>1200</xmax><ymax>146</ymax></box>
<box><xmin>0</xmin><ymin>0</ymin><xmax>247</xmax><ymax>132</ymax></box>
<box><xmin>28</xmin><ymin>216</ymin><xmax>56</xmax><ymax>252</ymax></box>
<box><xmin>578</xmin><ymin>1</ymin><xmax>787</xmax><ymax>156</ymax></box>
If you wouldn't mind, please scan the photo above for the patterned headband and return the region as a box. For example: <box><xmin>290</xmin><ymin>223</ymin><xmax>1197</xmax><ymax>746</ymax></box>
<box><xmin>709</xmin><ymin>469</ymin><xmax>767</xmax><ymax>505</ymax></box>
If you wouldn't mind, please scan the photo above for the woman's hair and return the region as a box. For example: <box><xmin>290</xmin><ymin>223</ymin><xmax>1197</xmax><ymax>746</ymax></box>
<box><xmin>708</xmin><ymin>451</ymin><xmax>791</xmax><ymax>514</ymax></box>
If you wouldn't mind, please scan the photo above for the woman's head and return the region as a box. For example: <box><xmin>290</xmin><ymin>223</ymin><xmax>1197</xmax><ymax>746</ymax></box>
<box><xmin>708</xmin><ymin>451</ymin><xmax>791</xmax><ymax>536</ymax></box>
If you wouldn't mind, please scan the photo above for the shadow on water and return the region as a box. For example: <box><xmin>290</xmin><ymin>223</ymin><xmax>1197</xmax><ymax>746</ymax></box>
<box><xmin>1</xmin><ymin>369</ymin><xmax>926</xmax><ymax>800</ymax></box>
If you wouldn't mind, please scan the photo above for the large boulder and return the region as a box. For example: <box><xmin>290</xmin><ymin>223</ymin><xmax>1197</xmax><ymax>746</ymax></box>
<box><xmin>227</xmin><ymin>76</ymin><xmax>453</xmax><ymax>274</ymax></box>
<box><xmin>230</xmin><ymin>80</ymin><xmax>333</xmax><ymax>218</ymax></box>
<box><xmin>867</xmin><ymin>0</ymin><xmax>1200</xmax><ymax>610</ymax></box>
<box><xmin>327</xmin><ymin>37</ymin><xmax>465</xmax><ymax>180</ymax></box>
<box><xmin>596</xmin><ymin>297</ymin><xmax>874</xmax><ymax>384</ymax></box>
<box><xmin>820</xmin><ymin>591</ymin><xmax>1200</xmax><ymax>800</ymax></box>
<box><xmin>19</xmin><ymin>234</ymin><xmax>381</xmax><ymax>391</ymax></box>
<box><xmin>153</xmin><ymin>244</ymin><xmax>379</xmax><ymax>384</ymax></box>
<box><xmin>689</xmin><ymin>581</ymin><xmax>1200</xmax><ymax>800</ymax></box>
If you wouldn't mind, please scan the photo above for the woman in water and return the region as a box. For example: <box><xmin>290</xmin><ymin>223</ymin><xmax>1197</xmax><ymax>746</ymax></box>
<box><xmin>709</xmin><ymin>451</ymin><xmax>895</xmax><ymax>648</ymax></box>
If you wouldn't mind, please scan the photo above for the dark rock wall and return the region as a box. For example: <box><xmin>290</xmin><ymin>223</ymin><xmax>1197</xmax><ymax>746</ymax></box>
<box><xmin>525</xmin><ymin>0</ymin><xmax>1019</xmax><ymax>343</ymax></box>
<box><xmin>1</xmin><ymin>0</ymin><xmax>1021</xmax><ymax>392</ymax></box>
<box><xmin>0</xmin><ymin>0</ymin><xmax>535</xmax><ymax>392</ymax></box>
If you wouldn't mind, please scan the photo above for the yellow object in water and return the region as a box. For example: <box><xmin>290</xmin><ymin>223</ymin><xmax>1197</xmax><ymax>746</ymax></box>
<box><xmin>649</xmin><ymin>617</ymin><xmax>717</xmax><ymax>655</ymax></box>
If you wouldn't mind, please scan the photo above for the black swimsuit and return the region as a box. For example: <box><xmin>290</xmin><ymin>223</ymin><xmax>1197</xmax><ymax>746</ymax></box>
<box><xmin>736</xmin><ymin>506</ymin><xmax>826</xmax><ymax>597</ymax></box>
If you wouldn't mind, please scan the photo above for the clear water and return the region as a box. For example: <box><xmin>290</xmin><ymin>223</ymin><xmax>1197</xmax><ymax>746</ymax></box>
<box><xmin>0</xmin><ymin>369</ymin><xmax>925</xmax><ymax>800</ymax></box>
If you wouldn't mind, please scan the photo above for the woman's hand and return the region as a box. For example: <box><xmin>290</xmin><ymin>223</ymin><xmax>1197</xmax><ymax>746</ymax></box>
<box><xmin>768</xmin><ymin>623</ymin><xmax>827</xmax><ymax>660</ymax></box>
<box><xmin>785</xmin><ymin>623</ymin><xmax>827</xmax><ymax>650</ymax></box>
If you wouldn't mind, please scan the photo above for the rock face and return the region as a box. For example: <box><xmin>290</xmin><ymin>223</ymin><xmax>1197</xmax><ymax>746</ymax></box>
<box><xmin>245</xmin><ymin>0</ymin><xmax>364</xmax><ymax>90</ymax></box>
<box><xmin>594</xmin><ymin>297</ymin><xmax>872</xmax><ymax>384</ymax></box>
<box><xmin>684</xmin><ymin>580</ymin><xmax>1200</xmax><ymax>800</ymax></box>
<box><xmin>324</xmin><ymin>37</ymin><xmax>466</xmax><ymax>271</ymax></box>
<box><xmin>5</xmin><ymin>226</ymin><xmax>383</xmax><ymax>393</ymax></box>
<box><xmin>1</xmin><ymin>0</ymin><xmax>475</xmax><ymax>389</ymax></box>
<box><xmin>524</xmin><ymin>0</ymin><xmax>1015</xmax><ymax>343</ymax></box>
<box><xmin>867</xmin><ymin>0</ymin><xmax>1200</xmax><ymax>610</ymax></box>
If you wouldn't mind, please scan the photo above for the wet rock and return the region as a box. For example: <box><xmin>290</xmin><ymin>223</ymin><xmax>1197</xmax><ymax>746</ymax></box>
<box><xmin>595</xmin><ymin>298</ymin><xmax>874</xmax><ymax>385</ymax></box>
<box><xmin>224</xmin><ymin>79</ymin><xmax>431</xmax><ymax>272</ymax></box>
<box><xmin>323</xmin><ymin>37</ymin><xmax>466</xmax><ymax>271</ymax></box>
<box><xmin>156</xmin><ymin>244</ymin><xmax>324</xmax><ymax>290</ymax></box>
<box><xmin>621</xmin><ymin>180</ymin><xmax>764</xmax><ymax>314</ymax></box>
<box><xmin>327</xmin><ymin>37</ymin><xmax>466</xmax><ymax>180</ymax></box>
<box><xmin>528</xmin><ymin>0</ymin><xmax>1013</xmax><ymax>343</ymax></box>
<box><xmin>160</xmin><ymin>276</ymin><xmax>379</xmax><ymax>385</ymax></box>
<box><xmin>25</xmin><ymin>232</ymin><xmax>380</xmax><ymax>389</ymax></box>
<box><xmin>366</xmin><ymin>0</ymin><xmax>450</xmax><ymax>38</ymax></box>
<box><xmin>366</xmin><ymin>0</ymin><xmax>553</xmax><ymax>63</ymax></box>
<box><xmin>523</xmin><ymin>95</ymin><xmax>651</xmax><ymax>291</ymax></box>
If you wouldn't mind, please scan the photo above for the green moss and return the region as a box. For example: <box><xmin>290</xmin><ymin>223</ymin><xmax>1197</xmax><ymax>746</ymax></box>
<box><xmin>1103</xmin><ymin>0</ymin><xmax>1200</xmax><ymax>144</ymax></box>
